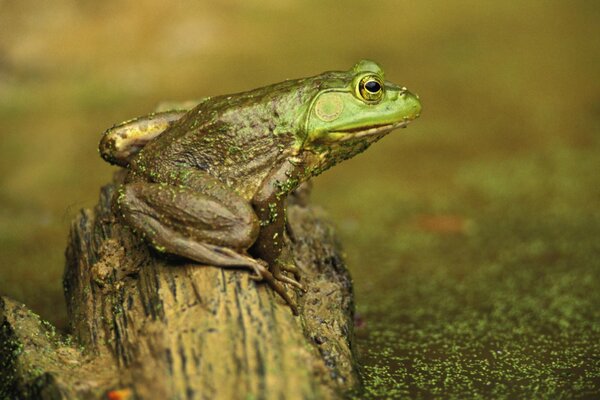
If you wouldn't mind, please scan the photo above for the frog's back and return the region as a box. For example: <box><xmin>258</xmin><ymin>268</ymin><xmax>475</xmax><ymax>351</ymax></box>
<box><xmin>130</xmin><ymin>77</ymin><xmax>320</xmax><ymax>199</ymax></box>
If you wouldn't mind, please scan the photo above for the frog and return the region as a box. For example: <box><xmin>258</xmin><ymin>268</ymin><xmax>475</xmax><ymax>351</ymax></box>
<box><xmin>99</xmin><ymin>60</ymin><xmax>421</xmax><ymax>314</ymax></box>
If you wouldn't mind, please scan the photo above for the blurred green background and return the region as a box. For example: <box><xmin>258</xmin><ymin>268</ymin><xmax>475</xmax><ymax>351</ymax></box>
<box><xmin>1</xmin><ymin>0</ymin><xmax>599</xmax><ymax>398</ymax></box>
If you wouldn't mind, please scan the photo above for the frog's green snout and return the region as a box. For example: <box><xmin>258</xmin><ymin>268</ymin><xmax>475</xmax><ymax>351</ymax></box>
<box><xmin>400</xmin><ymin>90</ymin><xmax>422</xmax><ymax>121</ymax></box>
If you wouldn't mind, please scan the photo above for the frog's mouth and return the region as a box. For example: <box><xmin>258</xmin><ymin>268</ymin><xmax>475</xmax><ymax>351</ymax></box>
<box><xmin>331</xmin><ymin>119</ymin><xmax>412</xmax><ymax>142</ymax></box>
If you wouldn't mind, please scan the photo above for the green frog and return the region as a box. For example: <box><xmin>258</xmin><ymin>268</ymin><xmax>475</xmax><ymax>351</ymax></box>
<box><xmin>99</xmin><ymin>60</ymin><xmax>421</xmax><ymax>314</ymax></box>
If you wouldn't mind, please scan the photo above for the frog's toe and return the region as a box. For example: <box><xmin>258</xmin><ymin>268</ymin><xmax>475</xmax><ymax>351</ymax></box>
<box><xmin>280</xmin><ymin>261</ymin><xmax>300</xmax><ymax>275</ymax></box>
<box><xmin>277</xmin><ymin>258</ymin><xmax>302</xmax><ymax>281</ymax></box>
<box><xmin>250</xmin><ymin>261</ymin><xmax>299</xmax><ymax>314</ymax></box>
<box><xmin>273</xmin><ymin>271</ymin><xmax>305</xmax><ymax>292</ymax></box>
<box><xmin>286</xmin><ymin>297</ymin><xmax>299</xmax><ymax>316</ymax></box>
<box><xmin>248</xmin><ymin>259</ymin><xmax>269</xmax><ymax>281</ymax></box>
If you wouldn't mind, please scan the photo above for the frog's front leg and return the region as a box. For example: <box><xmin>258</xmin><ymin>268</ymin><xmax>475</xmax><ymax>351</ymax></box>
<box><xmin>251</xmin><ymin>158</ymin><xmax>305</xmax><ymax>291</ymax></box>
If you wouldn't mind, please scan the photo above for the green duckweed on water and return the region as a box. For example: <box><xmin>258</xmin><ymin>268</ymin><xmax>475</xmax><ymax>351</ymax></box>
<box><xmin>322</xmin><ymin>147</ymin><xmax>600</xmax><ymax>398</ymax></box>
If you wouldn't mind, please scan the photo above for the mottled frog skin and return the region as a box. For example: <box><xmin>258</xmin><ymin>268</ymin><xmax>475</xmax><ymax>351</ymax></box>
<box><xmin>99</xmin><ymin>60</ymin><xmax>421</xmax><ymax>313</ymax></box>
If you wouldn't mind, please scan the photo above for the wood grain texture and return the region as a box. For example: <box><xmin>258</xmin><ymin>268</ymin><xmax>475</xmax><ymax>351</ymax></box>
<box><xmin>1</xmin><ymin>177</ymin><xmax>359</xmax><ymax>400</ymax></box>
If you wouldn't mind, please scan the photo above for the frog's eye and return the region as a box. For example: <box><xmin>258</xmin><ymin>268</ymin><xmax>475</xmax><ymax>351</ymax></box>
<box><xmin>358</xmin><ymin>75</ymin><xmax>384</xmax><ymax>103</ymax></box>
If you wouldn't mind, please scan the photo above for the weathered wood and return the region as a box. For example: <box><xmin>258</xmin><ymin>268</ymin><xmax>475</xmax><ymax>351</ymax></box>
<box><xmin>1</xmin><ymin>176</ymin><xmax>359</xmax><ymax>400</ymax></box>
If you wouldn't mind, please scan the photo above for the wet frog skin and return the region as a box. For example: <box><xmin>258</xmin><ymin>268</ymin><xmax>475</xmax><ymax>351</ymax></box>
<box><xmin>99</xmin><ymin>60</ymin><xmax>422</xmax><ymax>313</ymax></box>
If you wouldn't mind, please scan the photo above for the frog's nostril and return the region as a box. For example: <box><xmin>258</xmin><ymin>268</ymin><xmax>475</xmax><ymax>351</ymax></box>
<box><xmin>398</xmin><ymin>90</ymin><xmax>422</xmax><ymax>120</ymax></box>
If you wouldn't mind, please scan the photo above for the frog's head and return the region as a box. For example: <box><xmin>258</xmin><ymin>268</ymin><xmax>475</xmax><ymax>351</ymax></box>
<box><xmin>301</xmin><ymin>60</ymin><xmax>421</xmax><ymax>154</ymax></box>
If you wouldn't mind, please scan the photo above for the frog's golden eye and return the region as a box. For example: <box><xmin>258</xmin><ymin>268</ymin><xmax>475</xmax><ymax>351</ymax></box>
<box><xmin>358</xmin><ymin>75</ymin><xmax>384</xmax><ymax>103</ymax></box>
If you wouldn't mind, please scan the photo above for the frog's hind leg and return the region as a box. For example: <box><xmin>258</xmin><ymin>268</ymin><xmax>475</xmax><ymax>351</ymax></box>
<box><xmin>115</xmin><ymin>182</ymin><xmax>259</xmax><ymax>265</ymax></box>
<box><xmin>115</xmin><ymin>182</ymin><xmax>299</xmax><ymax>313</ymax></box>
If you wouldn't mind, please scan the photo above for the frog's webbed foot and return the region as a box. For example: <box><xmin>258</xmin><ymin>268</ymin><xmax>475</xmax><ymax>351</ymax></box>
<box><xmin>270</xmin><ymin>260</ymin><xmax>305</xmax><ymax>292</ymax></box>
<box><xmin>273</xmin><ymin>270</ymin><xmax>304</xmax><ymax>291</ymax></box>
<box><xmin>248</xmin><ymin>260</ymin><xmax>299</xmax><ymax>315</ymax></box>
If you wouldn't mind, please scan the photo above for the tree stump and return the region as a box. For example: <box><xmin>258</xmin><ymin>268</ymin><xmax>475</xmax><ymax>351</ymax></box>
<box><xmin>0</xmin><ymin>175</ymin><xmax>359</xmax><ymax>400</ymax></box>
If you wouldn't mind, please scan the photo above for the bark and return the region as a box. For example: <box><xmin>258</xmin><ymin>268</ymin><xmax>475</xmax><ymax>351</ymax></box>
<box><xmin>1</xmin><ymin>175</ymin><xmax>359</xmax><ymax>400</ymax></box>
